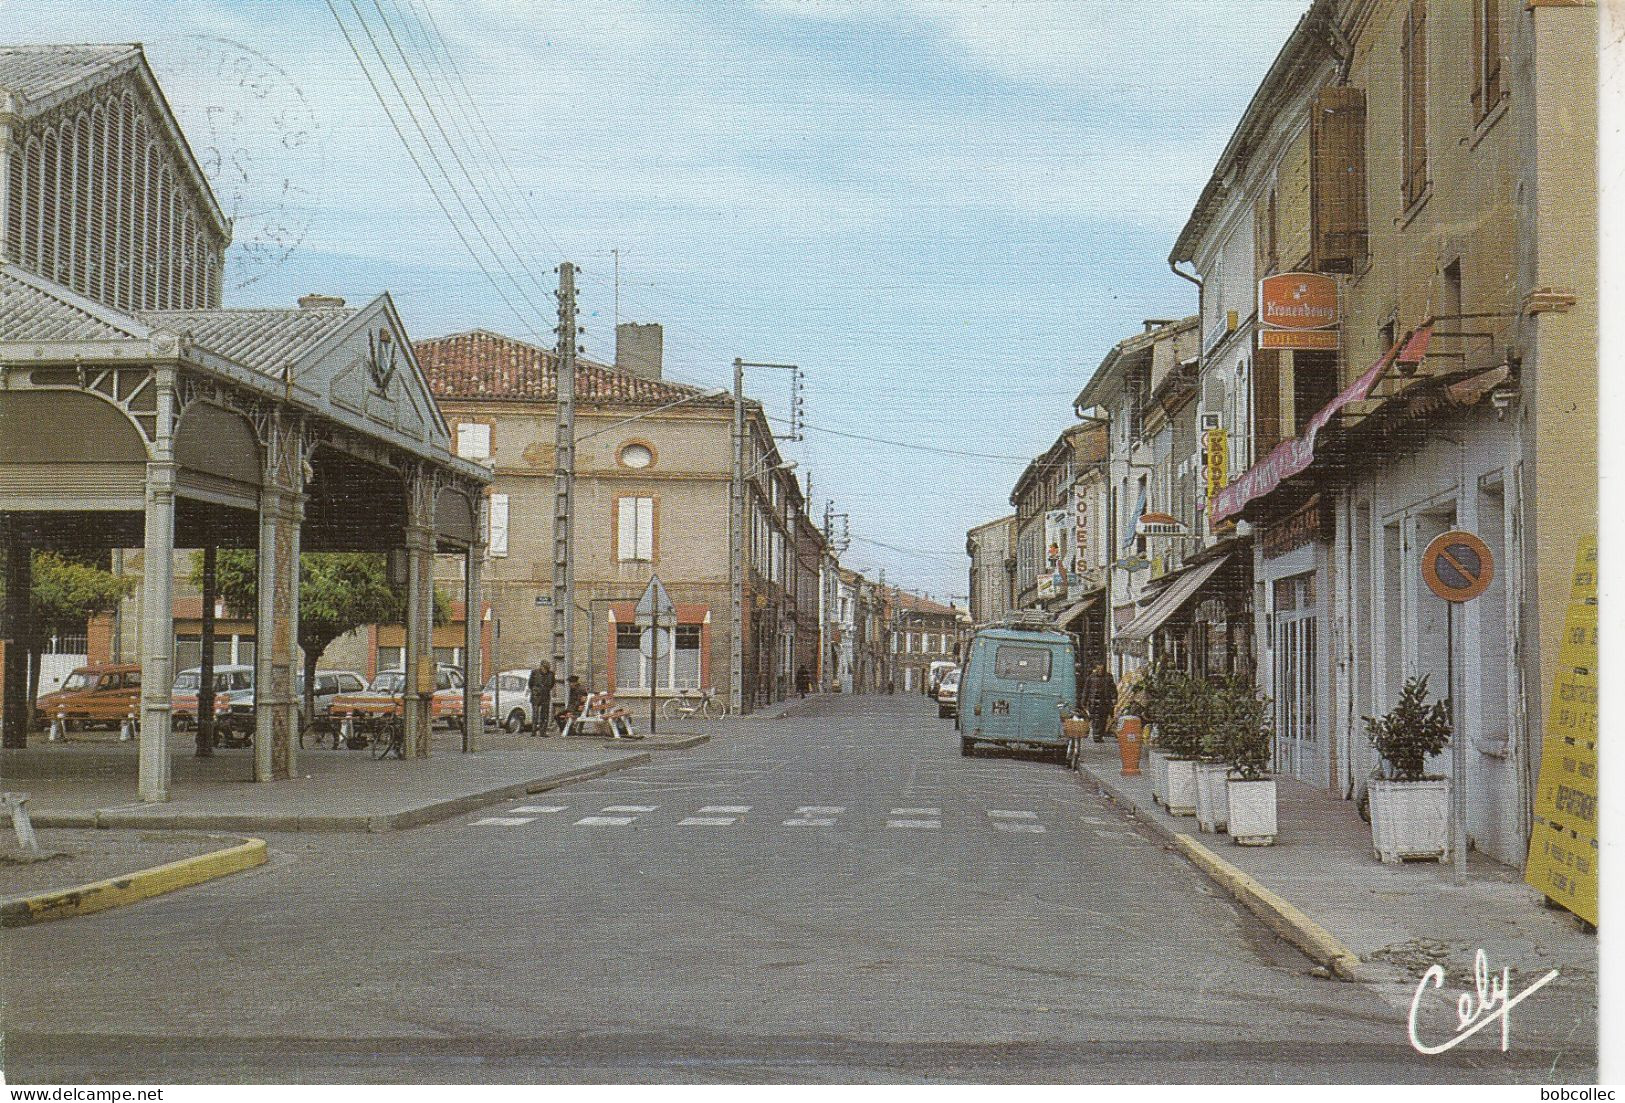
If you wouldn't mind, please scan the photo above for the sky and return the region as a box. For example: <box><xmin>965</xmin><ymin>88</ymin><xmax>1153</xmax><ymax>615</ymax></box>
<box><xmin>3</xmin><ymin>0</ymin><xmax>1309</xmax><ymax>600</ymax></box>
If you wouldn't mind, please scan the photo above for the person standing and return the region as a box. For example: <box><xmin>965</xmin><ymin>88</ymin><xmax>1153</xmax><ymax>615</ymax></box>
<box><xmin>1085</xmin><ymin>664</ymin><xmax>1117</xmax><ymax>743</ymax></box>
<box><xmin>796</xmin><ymin>665</ymin><xmax>811</xmax><ymax>698</ymax></box>
<box><xmin>527</xmin><ymin>661</ymin><xmax>554</xmax><ymax>737</ymax></box>
<box><xmin>556</xmin><ymin>674</ymin><xmax>587</xmax><ymax>734</ymax></box>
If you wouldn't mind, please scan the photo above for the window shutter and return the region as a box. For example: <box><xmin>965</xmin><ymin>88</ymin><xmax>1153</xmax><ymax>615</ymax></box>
<box><xmin>636</xmin><ymin>497</ymin><xmax>654</xmax><ymax>560</ymax></box>
<box><xmin>1310</xmin><ymin>86</ymin><xmax>1368</xmax><ymax>273</ymax></box>
<box><xmin>618</xmin><ymin>497</ymin><xmax>637</xmax><ymax>560</ymax></box>
<box><xmin>488</xmin><ymin>494</ymin><xmax>509</xmax><ymax>557</ymax></box>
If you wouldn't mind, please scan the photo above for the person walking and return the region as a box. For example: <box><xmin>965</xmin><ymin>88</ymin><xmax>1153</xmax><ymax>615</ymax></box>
<box><xmin>527</xmin><ymin>661</ymin><xmax>554</xmax><ymax>737</ymax></box>
<box><xmin>1085</xmin><ymin>663</ymin><xmax>1117</xmax><ymax>743</ymax></box>
<box><xmin>796</xmin><ymin>665</ymin><xmax>811</xmax><ymax>698</ymax></box>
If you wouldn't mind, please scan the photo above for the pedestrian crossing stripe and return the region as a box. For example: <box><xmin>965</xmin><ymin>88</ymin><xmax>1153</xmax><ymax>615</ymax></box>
<box><xmin>697</xmin><ymin>806</ymin><xmax>750</xmax><ymax>814</ymax></box>
<box><xmin>576</xmin><ymin>815</ymin><xmax>635</xmax><ymax>825</ymax></box>
<box><xmin>679</xmin><ymin>816</ymin><xmax>738</xmax><ymax>826</ymax></box>
<box><xmin>795</xmin><ymin>806</ymin><xmax>845</xmax><ymax>814</ymax></box>
<box><xmin>887</xmin><ymin>819</ymin><xmax>941</xmax><ymax>829</ymax></box>
<box><xmin>784</xmin><ymin>817</ymin><xmax>836</xmax><ymax>826</ymax></box>
<box><xmin>891</xmin><ymin>807</ymin><xmax>939</xmax><ymax>816</ymax></box>
<box><xmin>473</xmin><ymin>816</ymin><xmax>535</xmax><ymax>826</ymax></box>
<box><xmin>601</xmin><ymin>805</ymin><xmax>657</xmax><ymax>813</ymax></box>
<box><xmin>510</xmin><ymin>806</ymin><xmax>567</xmax><ymax>814</ymax></box>
<box><xmin>988</xmin><ymin>810</ymin><xmax>1037</xmax><ymax>819</ymax></box>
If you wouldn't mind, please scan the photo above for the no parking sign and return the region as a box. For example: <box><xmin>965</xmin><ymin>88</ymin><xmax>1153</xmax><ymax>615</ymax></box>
<box><xmin>1421</xmin><ymin>531</ymin><xmax>1494</xmax><ymax>603</ymax></box>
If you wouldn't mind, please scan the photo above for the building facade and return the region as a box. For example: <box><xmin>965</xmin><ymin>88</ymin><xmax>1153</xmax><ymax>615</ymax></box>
<box><xmin>964</xmin><ymin>514</ymin><xmax>1015</xmax><ymax>628</ymax></box>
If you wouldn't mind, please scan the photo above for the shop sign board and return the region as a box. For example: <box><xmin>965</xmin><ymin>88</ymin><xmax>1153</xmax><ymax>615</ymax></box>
<box><xmin>1073</xmin><ymin>492</ymin><xmax>1088</xmax><ymax>571</ymax></box>
<box><xmin>1257</xmin><ymin>272</ymin><xmax>1340</xmax><ymax>351</ymax></box>
<box><xmin>1260</xmin><ymin>495</ymin><xmax>1331</xmax><ymax>560</ymax></box>
<box><xmin>1524</xmin><ymin>537</ymin><xmax>1598</xmax><ymax>924</ymax></box>
<box><xmin>1203</xmin><ymin>427</ymin><xmax>1229</xmax><ymax>506</ymax></box>
<box><xmin>1420</xmin><ymin>531</ymin><xmax>1495</xmax><ymax>603</ymax></box>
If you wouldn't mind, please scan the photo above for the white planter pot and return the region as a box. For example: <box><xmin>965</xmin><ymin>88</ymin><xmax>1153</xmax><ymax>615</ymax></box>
<box><xmin>1369</xmin><ymin>778</ymin><xmax>1451</xmax><ymax>863</ymax></box>
<box><xmin>1227</xmin><ymin>778</ymin><xmax>1277</xmax><ymax>846</ymax></box>
<box><xmin>1194</xmin><ymin>761</ymin><xmax>1230</xmax><ymax>832</ymax></box>
<box><xmin>1148</xmin><ymin>750</ymin><xmax>1170</xmax><ymax>806</ymax></box>
<box><xmin>1164</xmin><ymin>757</ymin><xmax>1198</xmax><ymax>817</ymax></box>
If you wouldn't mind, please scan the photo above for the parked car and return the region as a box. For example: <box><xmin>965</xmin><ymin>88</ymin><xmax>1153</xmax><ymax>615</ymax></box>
<box><xmin>331</xmin><ymin>665</ymin><xmax>467</xmax><ymax>729</ymax></box>
<box><xmin>481</xmin><ymin>669</ymin><xmax>536</xmax><ymax>732</ymax></box>
<box><xmin>221</xmin><ymin>669</ymin><xmax>367</xmax><ymax>740</ymax></box>
<box><xmin>171</xmin><ymin>665</ymin><xmax>256</xmax><ymax>743</ymax></box>
<box><xmin>928</xmin><ymin>659</ymin><xmax>957</xmax><ymax>696</ymax></box>
<box><xmin>955</xmin><ymin>625</ymin><xmax>1077</xmax><ymax>762</ymax></box>
<box><xmin>33</xmin><ymin>663</ymin><xmax>141</xmax><ymax>732</ymax></box>
<box><xmin>936</xmin><ymin>667</ymin><xmax>961</xmax><ymax>719</ymax></box>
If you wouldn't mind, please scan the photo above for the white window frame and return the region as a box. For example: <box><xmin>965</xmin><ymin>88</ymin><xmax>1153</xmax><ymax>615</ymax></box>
<box><xmin>618</xmin><ymin>496</ymin><xmax>655</xmax><ymax>562</ymax></box>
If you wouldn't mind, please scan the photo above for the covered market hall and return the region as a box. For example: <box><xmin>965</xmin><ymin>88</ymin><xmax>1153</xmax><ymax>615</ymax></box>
<box><xmin>0</xmin><ymin>266</ymin><xmax>491</xmax><ymax>802</ymax></box>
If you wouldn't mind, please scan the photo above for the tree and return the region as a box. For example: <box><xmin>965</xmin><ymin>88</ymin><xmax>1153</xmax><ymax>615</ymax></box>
<box><xmin>0</xmin><ymin>549</ymin><xmax>137</xmax><ymax>743</ymax></box>
<box><xmin>194</xmin><ymin>550</ymin><xmax>451</xmax><ymax>723</ymax></box>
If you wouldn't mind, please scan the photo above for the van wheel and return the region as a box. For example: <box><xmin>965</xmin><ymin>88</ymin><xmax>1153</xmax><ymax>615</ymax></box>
<box><xmin>960</xmin><ymin>737</ymin><xmax>975</xmax><ymax>757</ymax></box>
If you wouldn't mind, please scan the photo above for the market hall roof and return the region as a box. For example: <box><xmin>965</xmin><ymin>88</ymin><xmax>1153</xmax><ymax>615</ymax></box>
<box><xmin>416</xmin><ymin>329</ymin><xmax>736</xmax><ymax>408</ymax></box>
<box><xmin>0</xmin><ymin>43</ymin><xmax>230</xmax><ymax>240</ymax></box>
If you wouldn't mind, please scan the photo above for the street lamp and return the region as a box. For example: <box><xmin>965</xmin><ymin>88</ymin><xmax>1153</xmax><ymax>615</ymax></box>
<box><xmin>575</xmin><ymin>387</ymin><xmax>730</xmax><ymax>442</ymax></box>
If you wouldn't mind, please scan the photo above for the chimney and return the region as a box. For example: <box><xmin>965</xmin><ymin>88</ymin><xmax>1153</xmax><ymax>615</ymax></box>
<box><xmin>298</xmin><ymin>293</ymin><xmax>346</xmax><ymax>310</ymax></box>
<box><xmin>615</xmin><ymin>322</ymin><xmax>663</xmax><ymax>381</ymax></box>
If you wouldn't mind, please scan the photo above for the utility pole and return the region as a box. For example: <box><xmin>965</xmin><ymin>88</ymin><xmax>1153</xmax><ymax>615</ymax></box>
<box><xmin>552</xmin><ymin>262</ymin><xmax>579</xmax><ymax>698</ymax></box>
<box><xmin>730</xmin><ymin>357</ymin><xmax>745</xmax><ymax>716</ymax></box>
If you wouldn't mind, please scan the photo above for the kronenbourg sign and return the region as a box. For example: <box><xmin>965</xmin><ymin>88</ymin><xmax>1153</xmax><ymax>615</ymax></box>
<box><xmin>1258</xmin><ymin>272</ymin><xmax>1339</xmax><ymax>331</ymax></box>
<box><xmin>1210</xmin><ymin>343</ymin><xmax>1395</xmax><ymax>524</ymax></box>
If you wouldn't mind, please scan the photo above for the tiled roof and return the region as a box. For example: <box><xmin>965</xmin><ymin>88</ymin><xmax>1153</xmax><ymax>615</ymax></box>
<box><xmin>139</xmin><ymin>306</ymin><xmax>357</xmax><ymax>380</ymax></box>
<box><xmin>0</xmin><ymin>44</ymin><xmax>138</xmax><ymax>105</ymax></box>
<box><xmin>0</xmin><ymin>263</ymin><xmax>146</xmax><ymax>342</ymax></box>
<box><xmin>416</xmin><ymin>329</ymin><xmax>731</xmax><ymax>407</ymax></box>
<box><xmin>893</xmin><ymin>591</ymin><xmax>962</xmax><ymax>618</ymax></box>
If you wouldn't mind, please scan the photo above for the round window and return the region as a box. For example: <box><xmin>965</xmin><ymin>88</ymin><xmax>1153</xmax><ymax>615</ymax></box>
<box><xmin>619</xmin><ymin>442</ymin><xmax>654</xmax><ymax>469</ymax></box>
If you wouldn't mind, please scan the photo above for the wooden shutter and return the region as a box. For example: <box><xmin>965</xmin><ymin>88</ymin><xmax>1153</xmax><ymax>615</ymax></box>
<box><xmin>636</xmin><ymin>497</ymin><xmax>654</xmax><ymax>561</ymax></box>
<box><xmin>1310</xmin><ymin>86</ymin><xmax>1368</xmax><ymax>273</ymax></box>
<box><xmin>1253</xmin><ymin>347</ymin><xmax>1284</xmax><ymax>453</ymax></box>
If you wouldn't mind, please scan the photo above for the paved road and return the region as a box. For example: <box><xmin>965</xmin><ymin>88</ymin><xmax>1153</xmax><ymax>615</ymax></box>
<box><xmin>1</xmin><ymin>694</ymin><xmax>1570</xmax><ymax>1083</ymax></box>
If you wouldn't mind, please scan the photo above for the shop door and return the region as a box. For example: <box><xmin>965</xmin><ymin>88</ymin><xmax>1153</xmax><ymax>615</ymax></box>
<box><xmin>1272</xmin><ymin>573</ymin><xmax>1319</xmax><ymax>779</ymax></box>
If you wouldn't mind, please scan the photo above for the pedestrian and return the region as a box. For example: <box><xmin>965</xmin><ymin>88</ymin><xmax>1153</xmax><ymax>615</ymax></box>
<box><xmin>1085</xmin><ymin>663</ymin><xmax>1117</xmax><ymax>743</ymax></box>
<box><xmin>527</xmin><ymin>660</ymin><xmax>554</xmax><ymax>737</ymax></box>
<box><xmin>796</xmin><ymin>665</ymin><xmax>811</xmax><ymax>698</ymax></box>
<box><xmin>556</xmin><ymin>674</ymin><xmax>587</xmax><ymax>734</ymax></box>
<box><xmin>886</xmin><ymin>676</ymin><xmax>895</xmax><ymax>695</ymax></box>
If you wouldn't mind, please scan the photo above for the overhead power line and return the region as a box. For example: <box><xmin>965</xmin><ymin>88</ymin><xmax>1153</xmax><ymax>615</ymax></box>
<box><xmin>763</xmin><ymin>414</ymin><xmax>1030</xmax><ymax>463</ymax></box>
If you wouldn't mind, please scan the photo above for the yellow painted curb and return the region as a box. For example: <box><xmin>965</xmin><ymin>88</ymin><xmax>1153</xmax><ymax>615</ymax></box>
<box><xmin>1174</xmin><ymin>834</ymin><xmax>1362</xmax><ymax>980</ymax></box>
<box><xmin>1</xmin><ymin>836</ymin><xmax>268</xmax><ymax>928</ymax></box>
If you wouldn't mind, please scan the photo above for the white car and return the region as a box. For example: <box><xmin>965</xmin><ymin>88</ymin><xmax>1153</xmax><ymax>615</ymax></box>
<box><xmin>936</xmin><ymin>668</ymin><xmax>961</xmax><ymax>719</ymax></box>
<box><xmin>482</xmin><ymin>668</ymin><xmax>539</xmax><ymax>732</ymax></box>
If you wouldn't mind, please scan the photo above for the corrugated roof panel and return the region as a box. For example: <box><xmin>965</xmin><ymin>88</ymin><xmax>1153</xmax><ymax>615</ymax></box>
<box><xmin>0</xmin><ymin>44</ymin><xmax>138</xmax><ymax>103</ymax></box>
<box><xmin>139</xmin><ymin>306</ymin><xmax>358</xmax><ymax>379</ymax></box>
<box><xmin>0</xmin><ymin>264</ymin><xmax>143</xmax><ymax>342</ymax></box>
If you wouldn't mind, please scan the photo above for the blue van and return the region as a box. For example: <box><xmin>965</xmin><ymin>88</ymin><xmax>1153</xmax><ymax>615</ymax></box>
<box><xmin>955</xmin><ymin>625</ymin><xmax>1078</xmax><ymax>761</ymax></box>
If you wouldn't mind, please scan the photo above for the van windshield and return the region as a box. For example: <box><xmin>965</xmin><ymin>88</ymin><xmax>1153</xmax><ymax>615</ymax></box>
<box><xmin>993</xmin><ymin>644</ymin><xmax>1051</xmax><ymax>682</ymax></box>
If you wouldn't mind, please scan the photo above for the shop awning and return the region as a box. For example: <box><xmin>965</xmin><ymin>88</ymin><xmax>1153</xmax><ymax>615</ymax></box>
<box><xmin>1114</xmin><ymin>555</ymin><xmax>1230</xmax><ymax>645</ymax></box>
<box><xmin>1053</xmin><ymin>594</ymin><xmax>1099</xmax><ymax>628</ymax></box>
<box><xmin>1209</xmin><ymin>327</ymin><xmax>1433</xmax><ymax>524</ymax></box>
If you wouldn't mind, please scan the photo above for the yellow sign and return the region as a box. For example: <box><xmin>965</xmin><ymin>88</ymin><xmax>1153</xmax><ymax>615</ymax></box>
<box><xmin>1203</xmin><ymin>427</ymin><xmax>1229</xmax><ymax>506</ymax></box>
<box><xmin>1524</xmin><ymin>536</ymin><xmax>1598</xmax><ymax>925</ymax></box>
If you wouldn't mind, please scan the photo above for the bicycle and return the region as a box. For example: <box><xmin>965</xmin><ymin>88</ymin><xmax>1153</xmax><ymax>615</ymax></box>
<box><xmin>659</xmin><ymin>687</ymin><xmax>724</xmax><ymax>721</ymax></box>
<box><xmin>299</xmin><ymin>715</ymin><xmax>342</xmax><ymax>750</ymax></box>
<box><xmin>369</xmin><ymin>712</ymin><xmax>405</xmax><ymax>759</ymax></box>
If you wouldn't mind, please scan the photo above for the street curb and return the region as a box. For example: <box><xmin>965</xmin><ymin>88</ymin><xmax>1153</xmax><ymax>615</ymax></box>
<box><xmin>0</xmin><ymin>835</ymin><xmax>267</xmax><ymax>928</ymax></box>
<box><xmin>1077</xmin><ymin>760</ymin><xmax>1362</xmax><ymax>981</ymax></box>
<box><xmin>1172</xmin><ymin>834</ymin><xmax>1363</xmax><ymax>980</ymax></box>
<box><xmin>24</xmin><ymin>753</ymin><xmax>652</xmax><ymax>834</ymax></box>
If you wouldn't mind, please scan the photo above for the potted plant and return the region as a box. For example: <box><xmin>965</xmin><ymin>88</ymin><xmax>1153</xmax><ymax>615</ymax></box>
<box><xmin>1151</xmin><ymin>671</ymin><xmax>1203</xmax><ymax>817</ymax></box>
<box><xmin>1192</xmin><ymin>679</ymin><xmax>1230</xmax><ymax>833</ymax></box>
<box><xmin>1363</xmin><ymin>675</ymin><xmax>1453</xmax><ymax>863</ymax></box>
<box><xmin>1216</xmin><ymin>678</ymin><xmax>1276</xmax><ymax>846</ymax></box>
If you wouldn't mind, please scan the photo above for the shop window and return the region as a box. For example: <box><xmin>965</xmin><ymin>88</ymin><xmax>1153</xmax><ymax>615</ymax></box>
<box><xmin>433</xmin><ymin>647</ymin><xmax>461</xmax><ymax>668</ymax></box>
<box><xmin>377</xmin><ymin>646</ymin><xmax>404</xmax><ymax>672</ymax></box>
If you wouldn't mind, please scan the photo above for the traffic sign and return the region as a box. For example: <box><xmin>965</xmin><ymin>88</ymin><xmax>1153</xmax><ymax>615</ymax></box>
<box><xmin>635</xmin><ymin>574</ymin><xmax>675</xmax><ymax>624</ymax></box>
<box><xmin>638</xmin><ymin>627</ymin><xmax>671</xmax><ymax>659</ymax></box>
<box><xmin>1422</xmin><ymin>531</ymin><xmax>1494</xmax><ymax>603</ymax></box>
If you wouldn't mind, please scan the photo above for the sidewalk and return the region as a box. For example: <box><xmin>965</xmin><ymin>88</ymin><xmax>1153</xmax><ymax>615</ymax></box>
<box><xmin>1073</xmin><ymin>739</ymin><xmax>1596</xmax><ymax>998</ymax></box>
<box><xmin>1</xmin><ymin>731</ymin><xmax>651</xmax><ymax>833</ymax></box>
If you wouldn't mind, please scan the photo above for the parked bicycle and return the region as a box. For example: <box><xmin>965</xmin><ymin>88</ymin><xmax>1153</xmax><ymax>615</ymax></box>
<box><xmin>659</xmin><ymin>687</ymin><xmax>724</xmax><ymax>721</ymax></box>
<box><xmin>298</xmin><ymin>715</ymin><xmax>342</xmax><ymax>750</ymax></box>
